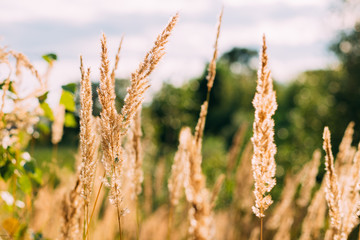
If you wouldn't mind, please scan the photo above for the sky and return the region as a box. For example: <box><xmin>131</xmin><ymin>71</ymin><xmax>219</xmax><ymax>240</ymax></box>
<box><xmin>0</xmin><ymin>0</ymin><xmax>357</xmax><ymax>105</ymax></box>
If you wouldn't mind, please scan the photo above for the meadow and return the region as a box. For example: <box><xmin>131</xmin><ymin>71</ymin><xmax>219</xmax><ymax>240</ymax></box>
<box><xmin>1</xmin><ymin>8</ymin><xmax>360</xmax><ymax>240</ymax></box>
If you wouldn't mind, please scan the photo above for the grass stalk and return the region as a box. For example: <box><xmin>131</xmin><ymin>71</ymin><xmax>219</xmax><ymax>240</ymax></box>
<box><xmin>166</xmin><ymin>205</ymin><xmax>174</xmax><ymax>240</ymax></box>
<box><xmin>86</xmin><ymin>203</ymin><xmax>89</xmax><ymax>239</ymax></box>
<box><xmin>117</xmin><ymin>205</ymin><xmax>123</xmax><ymax>240</ymax></box>
<box><xmin>84</xmin><ymin>173</ymin><xmax>105</xmax><ymax>239</ymax></box>
<box><xmin>260</xmin><ymin>207</ymin><xmax>264</xmax><ymax>240</ymax></box>
<box><xmin>136</xmin><ymin>196</ymin><xmax>141</xmax><ymax>240</ymax></box>
<box><xmin>260</xmin><ymin>217</ymin><xmax>263</xmax><ymax>240</ymax></box>
<box><xmin>83</xmin><ymin>203</ymin><xmax>87</xmax><ymax>240</ymax></box>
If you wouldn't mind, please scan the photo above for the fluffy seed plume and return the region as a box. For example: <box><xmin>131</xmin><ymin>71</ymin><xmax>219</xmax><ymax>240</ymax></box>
<box><xmin>9</xmin><ymin>50</ymin><xmax>48</xmax><ymax>100</ymax></box>
<box><xmin>323</xmin><ymin>127</ymin><xmax>342</xmax><ymax>240</ymax></box>
<box><xmin>111</xmin><ymin>36</ymin><xmax>124</xmax><ymax>84</ymax></box>
<box><xmin>227</xmin><ymin>123</ymin><xmax>248</xmax><ymax>174</ymax></box>
<box><xmin>119</xmin><ymin>13</ymin><xmax>179</xmax><ymax>136</ymax></box>
<box><xmin>131</xmin><ymin>109</ymin><xmax>144</xmax><ymax>197</ymax></box>
<box><xmin>194</xmin><ymin>101</ymin><xmax>209</xmax><ymax>152</ymax></box>
<box><xmin>184</xmin><ymin>10</ymin><xmax>223</xmax><ymax>239</ymax></box>
<box><xmin>336</xmin><ymin>121</ymin><xmax>354</xmax><ymax>167</ymax></box>
<box><xmin>79</xmin><ymin>57</ymin><xmax>98</xmax><ymax>204</ymax></box>
<box><xmin>97</xmin><ymin>34</ymin><xmax>125</xmax><ymax>212</ymax></box>
<box><xmin>267</xmin><ymin>174</ymin><xmax>299</xmax><ymax>230</ymax></box>
<box><xmin>97</xmin><ymin>14</ymin><xmax>178</xmax><ymax>214</ymax></box>
<box><xmin>251</xmin><ymin>35</ymin><xmax>277</xmax><ymax>218</ymax></box>
<box><xmin>297</xmin><ymin>149</ymin><xmax>321</xmax><ymax>207</ymax></box>
<box><xmin>210</xmin><ymin>174</ymin><xmax>225</xmax><ymax>209</ymax></box>
<box><xmin>272</xmin><ymin>207</ymin><xmax>294</xmax><ymax>240</ymax></box>
<box><xmin>60</xmin><ymin>179</ymin><xmax>84</xmax><ymax>240</ymax></box>
<box><xmin>0</xmin><ymin>78</ymin><xmax>10</xmax><ymax>122</ymax></box>
<box><xmin>299</xmin><ymin>183</ymin><xmax>327</xmax><ymax>240</ymax></box>
<box><xmin>341</xmin><ymin>142</ymin><xmax>360</xmax><ymax>238</ymax></box>
<box><xmin>168</xmin><ymin>127</ymin><xmax>192</xmax><ymax>206</ymax></box>
<box><xmin>235</xmin><ymin>141</ymin><xmax>254</xmax><ymax>212</ymax></box>
<box><xmin>51</xmin><ymin>104</ymin><xmax>66</xmax><ymax>145</ymax></box>
<box><xmin>206</xmin><ymin>7</ymin><xmax>223</xmax><ymax>92</ymax></box>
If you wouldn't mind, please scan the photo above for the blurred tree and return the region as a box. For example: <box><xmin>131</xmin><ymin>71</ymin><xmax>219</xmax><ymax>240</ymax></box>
<box><xmin>275</xmin><ymin>18</ymin><xmax>360</xmax><ymax>173</ymax></box>
<box><xmin>150</xmin><ymin>81</ymin><xmax>200</xmax><ymax>154</ymax></box>
<box><xmin>275</xmin><ymin>70</ymin><xmax>343</xmax><ymax>173</ymax></box>
<box><xmin>330</xmin><ymin>21</ymin><xmax>360</xmax><ymax>142</ymax></box>
<box><xmin>148</xmin><ymin>47</ymin><xmax>259</xmax><ymax>156</ymax></box>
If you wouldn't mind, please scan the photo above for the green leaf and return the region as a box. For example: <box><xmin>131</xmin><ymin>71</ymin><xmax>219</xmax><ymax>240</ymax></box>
<box><xmin>37</xmin><ymin>91</ymin><xmax>49</xmax><ymax>103</ymax></box>
<box><xmin>31</xmin><ymin>168</ymin><xmax>43</xmax><ymax>185</ymax></box>
<box><xmin>40</xmin><ymin>102</ymin><xmax>54</xmax><ymax>121</ymax></box>
<box><xmin>23</xmin><ymin>161</ymin><xmax>35</xmax><ymax>174</ymax></box>
<box><xmin>61</xmin><ymin>83</ymin><xmax>77</xmax><ymax>94</ymax></box>
<box><xmin>37</xmin><ymin>121</ymin><xmax>50</xmax><ymax>135</ymax></box>
<box><xmin>42</xmin><ymin>53</ymin><xmax>57</xmax><ymax>64</ymax></box>
<box><xmin>16</xmin><ymin>223</ymin><xmax>28</xmax><ymax>240</ymax></box>
<box><xmin>0</xmin><ymin>161</ymin><xmax>15</xmax><ymax>181</ymax></box>
<box><xmin>0</xmin><ymin>80</ymin><xmax>15</xmax><ymax>93</ymax></box>
<box><xmin>18</xmin><ymin>174</ymin><xmax>32</xmax><ymax>194</ymax></box>
<box><xmin>59</xmin><ymin>90</ymin><xmax>75</xmax><ymax>112</ymax></box>
<box><xmin>64</xmin><ymin>112</ymin><xmax>77</xmax><ymax>128</ymax></box>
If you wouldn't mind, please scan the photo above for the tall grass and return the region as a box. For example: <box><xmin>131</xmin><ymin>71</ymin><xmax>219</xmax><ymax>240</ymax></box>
<box><xmin>2</xmin><ymin>8</ymin><xmax>360</xmax><ymax>240</ymax></box>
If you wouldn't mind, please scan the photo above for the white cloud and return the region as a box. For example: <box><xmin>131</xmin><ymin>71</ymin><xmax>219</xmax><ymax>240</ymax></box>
<box><xmin>1</xmin><ymin>1</ymin><xmax>98</xmax><ymax>24</ymax></box>
<box><xmin>224</xmin><ymin>0</ymin><xmax>330</xmax><ymax>7</ymax></box>
<box><xmin>220</xmin><ymin>17</ymin><xmax>332</xmax><ymax>49</ymax></box>
<box><xmin>1</xmin><ymin>0</ymin><xmax>349</xmax><ymax>106</ymax></box>
<box><xmin>1</xmin><ymin>0</ymin><xmax>212</xmax><ymax>24</ymax></box>
<box><xmin>100</xmin><ymin>0</ymin><xmax>212</xmax><ymax>15</ymax></box>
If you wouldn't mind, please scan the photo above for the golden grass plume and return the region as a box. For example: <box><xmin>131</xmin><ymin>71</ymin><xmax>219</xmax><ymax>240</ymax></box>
<box><xmin>251</xmin><ymin>35</ymin><xmax>277</xmax><ymax>218</ymax></box>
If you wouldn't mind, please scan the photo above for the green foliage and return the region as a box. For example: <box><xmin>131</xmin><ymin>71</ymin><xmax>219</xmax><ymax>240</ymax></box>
<box><xmin>37</xmin><ymin>91</ymin><xmax>49</xmax><ymax>103</ymax></box>
<box><xmin>42</xmin><ymin>53</ymin><xmax>57</xmax><ymax>64</ymax></box>
<box><xmin>0</xmin><ymin>160</ymin><xmax>16</xmax><ymax>181</ymax></box>
<box><xmin>23</xmin><ymin>161</ymin><xmax>35</xmax><ymax>174</ymax></box>
<box><xmin>202</xmin><ymin>136</ymin><xmax>228</xmax><ymax>186</ymax></box>
<box><xmin>329</xmin><ymin>22</ymin><xmax>360</xmax><ymax>143</ymax></box>
<box><xmin>0</xmin><ymin>80</ymin><xmax>15</xmax><ymax>93</ymax></box>
<box><xmin>37</xmin><ymin>120</ymin><xmax>51</xmax><ymax>135</ymax></box>
<box><xmin>150</xmin><ymin>81</ymin><xmax>200</xmax><ymax>153</ymax></box>
<box><xmin>62</xmin><ymin>83</ymin><xmax>77</xmax><ymax>94</ymax></box>
<box><xmin>32</xmin><ymin>145</ymin><xmax>77</xmax><ymax>171</ymax></box>
<box><xmin>40</xmin><ymin>102</ymin><xmax>54</xmax><ymax>121</ymax></box>
<box><xmin>275</xmin><ymin>70</ymin><xmax>343</xmax><ymax>173</ymax></box>
<box><xmin>64</xmin><ymin>112</ymin><xmax>77</xmax><ymax>127</ymax></box>
<box><xmin>18</xmin><ymin>174</ymin><xmax>32</xmax><ymax>194</ymax></box>
<box><xmin>60</xmin><ymin>90</ymin><xmax>76</xmax><ymax>112</ymax></box>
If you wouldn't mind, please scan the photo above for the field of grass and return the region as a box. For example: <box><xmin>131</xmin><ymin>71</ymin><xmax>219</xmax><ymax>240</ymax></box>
<box><xmin>1</xmin><ymin>8</ymin><xmax>360</xmax><ymax>240</ymax></box>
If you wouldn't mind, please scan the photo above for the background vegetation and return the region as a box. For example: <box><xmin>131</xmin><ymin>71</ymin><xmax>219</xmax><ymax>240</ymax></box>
<box><xmin>1</xmin><ymin>3</ymin><xmax>360</xmax><ymax>239</ymax></box>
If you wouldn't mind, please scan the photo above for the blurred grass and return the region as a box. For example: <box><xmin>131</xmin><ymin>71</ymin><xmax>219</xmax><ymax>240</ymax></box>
<box><xmin>31</xmin><ymin>145</ymin><xmax>78</xmax><ymax>172</ymax></box>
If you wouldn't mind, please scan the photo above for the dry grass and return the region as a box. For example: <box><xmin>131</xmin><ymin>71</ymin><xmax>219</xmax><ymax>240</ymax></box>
<box><xmin>251</xmin><ymin>35</ymin><xmax>277</xmax><ymax>221</ymax></box>
<box><xmin>3</xmin><ymin>8</ymin><xmax>360</xmax><ymax>240</ymax></box>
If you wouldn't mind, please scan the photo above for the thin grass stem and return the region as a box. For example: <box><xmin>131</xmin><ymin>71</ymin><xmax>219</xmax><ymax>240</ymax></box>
<box><xmin>136</xmin><ymin>196</ymin><xmax>141</xmax><ymax>240</ymax></box>
<box><xmin>167</xmin><ymin>204</ymin><xmax>174</xmax><ymax>240</ymax></box>
<box><xmin>117</xmin><ymin>205</ymin><xmax>123</xmax><ymax>240</ymax></box>
<box><xmin>84</xmin><ymin>173</ymin><xmax>105</xmax><ymax>239</ymax></box>
<box><xmin>260</xmin><ymin>207</ymin><xmax>263</xmax><ymax>240</ymax></box>
<box><xmin>83</xmin><ymin>204</ymin><xmax>87</xmax><ymax>240</ymax></box>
